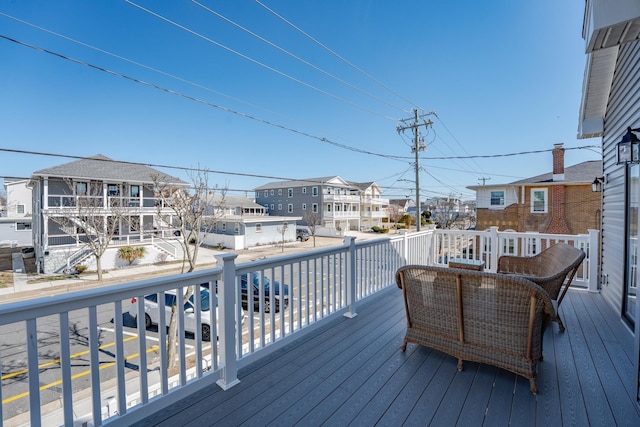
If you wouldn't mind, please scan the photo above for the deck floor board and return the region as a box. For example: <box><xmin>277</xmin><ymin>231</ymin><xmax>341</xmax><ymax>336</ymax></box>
<box><xmin>142</xmin><ymin>287</ymin><xmax>640</xmax><ymax>427</ymax></box>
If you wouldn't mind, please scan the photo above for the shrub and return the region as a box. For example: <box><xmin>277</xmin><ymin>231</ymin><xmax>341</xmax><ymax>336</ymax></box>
<box><xmin>118</xmin><ymin>246</ymin><xmax>146</xmax><ymax>265</ymax></box>
<box><xmin>75</xmin><ymin>265</ymin><xmax>87</xmax><ymax>274</ymax></box>
<box><xmin>371</xmin><ymin>226</ymin><xmax>389</xmax><ymax>234</ymax></box>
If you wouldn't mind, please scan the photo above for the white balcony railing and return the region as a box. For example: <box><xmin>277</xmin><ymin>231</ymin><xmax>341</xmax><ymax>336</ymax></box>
<box><xmin>46</xmin><ymin>195</ymin><xmax>171</xmax><ymax>210</ymax></box>
<box><xmin>0</xmin><ymin>228</ymin><xmax>598</xmax><ymax>425</ymax></box>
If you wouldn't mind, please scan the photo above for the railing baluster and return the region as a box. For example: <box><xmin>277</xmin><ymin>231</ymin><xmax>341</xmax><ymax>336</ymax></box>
<box><xmin>113</xmin><ymin>302</ymin><xmax>126</xmax><ymax>416</ymax></box>
<box><xmin>26</xmin><ymin>318</ymin><xmax>41</xmax><ymax>427</ymax></box>
<box><xmin>88</xmin><ymin>306</ymin><xmax>101</xmax><ymax>426</ymax></box>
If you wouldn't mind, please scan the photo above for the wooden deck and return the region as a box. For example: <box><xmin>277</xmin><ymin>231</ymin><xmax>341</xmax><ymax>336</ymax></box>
<box><xmin>140</xmin><ymin>287</ymin><xmax>640</xmax><ymax>426</ymax></box>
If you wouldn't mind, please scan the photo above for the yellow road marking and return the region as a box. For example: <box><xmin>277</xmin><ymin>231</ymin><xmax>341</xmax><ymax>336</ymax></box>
<box><xmin>2</xmin><ymin>340</ymin><xmax>159</xmax><ymax>405</ymax></box>
<box><xmin>1</xmin><ymin>335</ymin><xmax>139</xmax><ymax>381</ymax></box>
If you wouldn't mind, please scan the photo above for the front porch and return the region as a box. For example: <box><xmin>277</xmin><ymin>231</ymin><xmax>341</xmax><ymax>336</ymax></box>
<box><xmin>142</xmin><ymin>285</ymin><xmax>639</xmax><ymax>426</ymax></box>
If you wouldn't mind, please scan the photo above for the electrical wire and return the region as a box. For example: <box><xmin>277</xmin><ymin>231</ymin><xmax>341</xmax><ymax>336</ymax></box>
<box><xmin>124</xmin><ymin>0</ymin><xmax>398</xmax><ymax>121</ymax></box>
<box><xmin>0</xmin><ymin>34</ymin><xmax>411</xmax><ymax>163</ymax></box>
<box><xmin>191</xmin><ymin>0</ymin><xmax>405</xmax><ymax>116</ymax></box>
<box><xmin>255</xmin><ymin>0</ymin><xmax>421</xmax><ymax>110</ymax></box>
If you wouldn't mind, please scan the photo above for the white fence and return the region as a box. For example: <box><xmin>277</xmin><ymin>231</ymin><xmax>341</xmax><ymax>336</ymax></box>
<box><xmin>0</xmin><ymin>228</ymin><xmax>598</xmax><ymax>426</ymax></box>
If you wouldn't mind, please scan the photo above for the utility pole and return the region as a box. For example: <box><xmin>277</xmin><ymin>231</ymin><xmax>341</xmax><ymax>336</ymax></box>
<box><xmin>397</xmin><ymin>109</ymin><xmax>432</xmax><ymax>231</ymax></box>
<box><xmin>478</xmin><ymin>177</ymin><xmax>491</xmax><ymax>185</ymax></box>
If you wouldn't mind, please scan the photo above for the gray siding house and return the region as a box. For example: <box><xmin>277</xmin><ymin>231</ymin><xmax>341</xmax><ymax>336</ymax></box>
<box><xmin>254</xmin><ymin>176</ymin><xmax>388</xmax><ymax>235</ymax></box>
<box><xmin>578</xmin><ymin>0</ymin><xmax>640</xmax><ymax>403</ymax></box>
<box><xmin>29</xmin><ymin>155</ymin><xmax>188</xmax><ymax>273</ymax></box>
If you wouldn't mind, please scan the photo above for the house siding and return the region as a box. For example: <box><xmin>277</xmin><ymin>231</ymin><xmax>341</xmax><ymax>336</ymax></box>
<box><xmin>600</xmin><ymin>40</ymin><xmax>640</xmax><ymax>314</ymax></box>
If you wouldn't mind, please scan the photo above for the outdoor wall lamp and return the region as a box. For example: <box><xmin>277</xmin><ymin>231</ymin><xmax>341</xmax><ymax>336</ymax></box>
<box><xmin>591</xmin><ymin>176</ymin><xmax>605</xmax><ymax>192</ymax></box>
<box><xmin>617</xmin><ymin>126</ymin><xmax>640</xmax><ymax>164</ymax></box>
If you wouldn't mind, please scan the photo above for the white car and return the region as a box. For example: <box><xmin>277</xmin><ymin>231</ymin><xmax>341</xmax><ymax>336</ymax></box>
<box><xmin>129</xmin><ymin>288</ymin><xmax>220</xmax><ymax>341</ymax></box>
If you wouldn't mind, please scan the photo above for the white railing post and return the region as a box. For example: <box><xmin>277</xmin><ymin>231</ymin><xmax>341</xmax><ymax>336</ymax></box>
<box><xmin>489</xmin><ymin>227</ymin><xmax>500</xmax><ymax>272</ymax></box>
<box><xmin>344</xmin><ymin>236</ymin><xmax>358</xmax><ymax>318</ymax></box>
<box><xmin>215</xmin><ymin>253</ymin><xmax>240</xmax><ymax>390</ymax></box>
<box><xmin>399</xmin><ymin>230</ymin><xmax>408</xmax><ymax>264</ymax></box>
<box><xmin>588</xmin><ymin>229</ymin><xmax>600</xmax><ymax>293</ymax></box>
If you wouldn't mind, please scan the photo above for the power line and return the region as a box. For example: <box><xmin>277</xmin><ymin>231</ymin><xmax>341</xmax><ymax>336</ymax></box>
<box><xmin>0</xmin><ymin>34</ymin><xmax>410</xmax><ymax>163</ymax></box>
<box><xmin>191</xmin><ymin>0</ymin><xmax>406</xmax><ymax>116</ymax></box>
<box><xmin>124</xmin><ymin>0</ymin><xmax>397</xmax><ymax>121</ymax></box>
<box><xmin>255</xmin><ymin>0</ymin><xmax>421</xmax><ymax>109</ymax></box>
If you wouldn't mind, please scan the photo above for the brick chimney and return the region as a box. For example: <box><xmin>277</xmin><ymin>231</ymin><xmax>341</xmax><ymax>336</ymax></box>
<box><xmin>552</xmin><ymin>143</ymin><xmax>565</xmax><ymax>181</ymax></box>
<box><xmin>546</xmin><ymin>143</ymin><xmax>571</xmax><ymax>234</ymax></box>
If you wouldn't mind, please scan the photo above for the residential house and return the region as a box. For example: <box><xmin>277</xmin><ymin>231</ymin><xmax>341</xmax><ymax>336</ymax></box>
<box><xmin>467</xmin><ymin>144</ymin><xmax>603</xmax><ymax>235</ymax></box>
<box><xmin>578</xmin><ymin>0</ymin><xmax>640</xmax><ymax>403</ymax></box>
<box><xmin>201</xmin><ymin>194</ymin><xmax>299</xmax><ymax>249</ymax></box>
<box><xmin>29</xmin><ymin>155</ymin><xmax>188</xmax><ymax>274</ymax></box>
<box><xmin>0</xmin><ymin>178</ymin><xmax>33</xmax><ymax>246</ymax></box>
<box><xmin>388</xmin><ymin>198</ymin><xmax>415</xmax><ymax>215</ymax></box>
<box><xmin>348</xmin><ymin>181</ymin><xmax>388</xmax><ymax>229</ymax></box>
<box><xmin>255</xmin><ymin>176</ymin><xmax>387</xmax><ymax>235</ymax></box>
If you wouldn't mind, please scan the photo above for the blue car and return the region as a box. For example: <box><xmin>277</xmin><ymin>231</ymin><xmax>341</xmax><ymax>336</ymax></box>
<box><xmin>240</xmin><ymin>272</ymin><xmax>289</xmax><ymax>313</ymax></box>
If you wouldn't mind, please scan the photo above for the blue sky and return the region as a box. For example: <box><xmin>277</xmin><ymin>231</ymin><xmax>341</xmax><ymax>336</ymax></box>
<box><xmin>0</xmin><ymin>0</ymin><xmax>598</xmax><ymax>201</ymax></box>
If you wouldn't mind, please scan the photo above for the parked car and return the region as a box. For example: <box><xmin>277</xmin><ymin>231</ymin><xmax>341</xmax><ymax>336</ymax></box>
<box><xmin>129</xmin><ymin>288</ymin><xmax>217</xmax><ymax>341</ymax></box>
<box><xmin>296</xmin><ymin>228</ymin><xmax>310</xmax><ymax>241</ymax></box>
<box><xmin>240</xmin><ymin>272</ymin><xmax>289</xmax><ymax>313</ymax></box>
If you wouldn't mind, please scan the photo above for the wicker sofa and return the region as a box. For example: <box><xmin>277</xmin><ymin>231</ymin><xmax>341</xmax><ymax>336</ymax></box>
<box><xmin>497</xmin><ymin>243</ymin><xmax>586</xmax><ymax>332</ymax></box>
<box><xmin>396</xmin><ymin>265</ymin><xmax>555</xmax><ymax>394</ymax></box>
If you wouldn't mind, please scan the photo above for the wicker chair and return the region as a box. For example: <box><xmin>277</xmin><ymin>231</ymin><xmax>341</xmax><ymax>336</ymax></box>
<box><xmin>396</xmin><ymin>265</ymin><xmax>555</xmax><ymax>394</ymax></box>
<box><xmin>497</xmin><ymin>243</ymin><xmax>586</xmax><ymax>332</ymax></box>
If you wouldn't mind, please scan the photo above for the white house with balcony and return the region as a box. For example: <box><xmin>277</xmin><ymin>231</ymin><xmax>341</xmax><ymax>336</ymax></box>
<box><xmin>349</xmin><ymin>181</ymin><xmax>389</xmax><ymax>230</ymax></box>
<box><xmin>28</xmin><ymin>154</ymin><xmax>189</xmax><ymax>274</ymax></box>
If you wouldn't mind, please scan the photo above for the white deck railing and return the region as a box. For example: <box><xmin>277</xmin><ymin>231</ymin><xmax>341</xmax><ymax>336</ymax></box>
<box><xmin>0</xmin><ymin>228</ymin><xmax>598</xmax><ymax>426</ymax></box>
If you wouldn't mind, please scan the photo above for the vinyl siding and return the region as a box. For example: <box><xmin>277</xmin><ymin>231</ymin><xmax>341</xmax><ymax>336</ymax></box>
<box><xmin>601</xmin><ymin>40</ymin><xmax>640</xmax><ymax>314</ymax></box>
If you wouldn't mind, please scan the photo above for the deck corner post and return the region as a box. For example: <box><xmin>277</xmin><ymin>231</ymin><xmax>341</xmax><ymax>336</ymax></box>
<box><xmin>215</xmin><ymin>253</ymin><xmax>241</xmax><ymax>390</ymax></box>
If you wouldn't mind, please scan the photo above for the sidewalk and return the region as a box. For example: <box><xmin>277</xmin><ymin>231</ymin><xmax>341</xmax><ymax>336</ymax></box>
<box><xmin>3</xmin><ymin>232</ymin><xmax>384</xmax><ymax>302</ymax></box>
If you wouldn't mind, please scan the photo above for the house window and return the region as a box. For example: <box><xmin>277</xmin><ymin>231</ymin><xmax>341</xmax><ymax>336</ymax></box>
<box><xmin>75</xmin><ymin>182</ymin><xmax>87</xmax><ymax>196</ymax></box>
<box><xmin>234</xmin><ymin>223</ymin><xmax>240</xmax><ymax>234</ymax></box>
<box><xmin>278</xmin><ymin>203</ymin><xmax>282</xmax><ymax>210</ymax></box>
<box><xmin>256</xmin><ymin>223</ymin><xmax>262</xmax><ymax>232</ymax></box>
<box><xmin>302</xmin><ymin>203</ymin><xmax>307</xmax><ymax>210</ymax></box>
<box><xmin>270</xmin><ymin>204</ymin><xmax>274</xmax><ymax>210</ymax></box>
<box><xmin>288</xmin><ymin>204</ymin><xmax>293</xmax><ymax>213</ymax></box>
<box><xmin>108</xmin><ymin>184</ymin><xmax>119</xmax><ymax>196</ymax></box>
<box><xmin>278</xmin><ymin>189</ymin><xmax>282</xmax><ymax>196</ymax></box>
<box><xmin>130</xmin><ymin>185</ymin><xmax>140</xmax><ymax>198</ymax></box>
<box><xmin>221</xmin><ymin>223</ymin><xmax>226</xmax><ymax>232</ymax></box>
<box><xmin>264</xmin><ymin>191</ymin><xmax>268</xmax><ymax>197</ymax></box>
<box><xmin>312</xmin><ymin>187</ymin><xmax>318</xmax><ymax>196</ymax></box>
<box><xmin>531</xmin><ymin>188</ymin><xmax>548</xmax><ymax>213</ymax></box>
<box><xmin>270</xmin><ymin>190</ymin><xmax>274</xmax><ymax>196</ymax></box>
<box><xmin>490</xmin><ymin>191</ymin><xmax>505</xmax><ymax>206</ymax></box>
<box><xmin>288</xmin><ymin>188</ymin><xmax>293</xmax><ymax>197</ymax></box>
<box><xmin>213</xmin><ymin>223</ymin><xmax>217</xmax><ymax>233</ymax></box>
<box><xmin>302</xmin><ymin>187</ymin><xmax>307</xmax><ymax>194</ymax></box>
<box><xmin>312</xmin><ymin>203</ymin><xmax>318</xmax><ymax>213</ymax></box>
<box><xmin>16</xmin><ymin>204</ymin><xmax>25</xmax><ymax>215</ymax></box>
<box><xmin>327</xmin><ymin>204</ymin><xmax>332</xmax><ymax>212</ymax></box>
<box><xmin>16</xmin><ymin>222</ymin><xmax>31</xmax><ymax>231</ymax></box>
<box><xmin>335</xmin><ymin>204</ymin><xmax>341</xmax><ymax>211</ymax></box>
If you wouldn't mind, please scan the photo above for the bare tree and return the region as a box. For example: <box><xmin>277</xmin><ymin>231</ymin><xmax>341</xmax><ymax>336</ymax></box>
<box><xmin>277</xmin><ymin>223</ymin><xmax>288</xmax><ymax>252</ymax></box>
<box><xmin>49</xmin><ymin>180</ymin><xmax>135</xmax><ymax>280</ymax></box>
<box><xmin>303</xmin><ymin>211</ymin><xmax>320</xmax><ymax>247</ymax></box>
<box><xmin>151</xmin><ymin>169</ymin><xmax>226</xmax><ymax>367</ymax></box>
<box><xmin>431</xmin><ymin>195</ymin><xmax>464</xmax><ymax>230</ymax></box>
